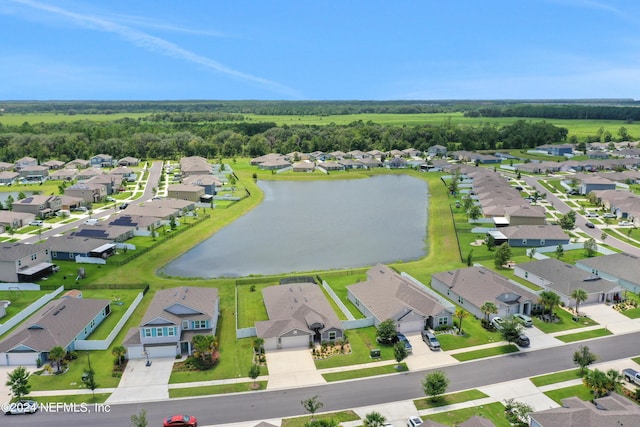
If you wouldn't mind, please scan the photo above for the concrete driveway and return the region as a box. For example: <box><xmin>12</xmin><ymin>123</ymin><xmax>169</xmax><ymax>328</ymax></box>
<box><xmin>403</xmin><ymin>332</ymin><xmax>457</xmax><ymax>371</ymax></box>
<box><xmin>265</xmin><ymin>348</ymin><xmax>325</xmax><ymax>390</ymax></box>
<box><xmin>580</xmin><ymin>303</ymin><xmax>640</xmax><ymax>334</ymax></box>
<box><xmin>106</xmin><ymin>357</ymin><xmax>175</xmax><ymax>404</ymax></box>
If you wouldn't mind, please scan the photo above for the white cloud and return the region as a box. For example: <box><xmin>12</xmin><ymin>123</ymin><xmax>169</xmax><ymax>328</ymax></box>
<box><xmin>7</xmin><ymin>0</ymin><xmax>301</xmax><ymax>98</ymax></box>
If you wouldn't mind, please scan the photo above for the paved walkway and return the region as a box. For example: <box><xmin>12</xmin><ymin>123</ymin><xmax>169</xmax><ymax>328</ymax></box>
<box><xmin>106</xmin><ymin>357</ymin><xmax>176</xmax><ymax>404</ymax></box>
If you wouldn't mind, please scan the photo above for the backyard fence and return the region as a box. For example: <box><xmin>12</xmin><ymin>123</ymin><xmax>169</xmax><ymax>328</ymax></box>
<box><xmin>0</xmin><ymin>286</ymin><xmax>64</xmax><ymax>336</ymax></box>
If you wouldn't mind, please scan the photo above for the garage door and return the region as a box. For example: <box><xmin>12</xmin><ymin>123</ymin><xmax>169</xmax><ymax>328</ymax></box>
<box><xmin>398</xmin><ymin>320</ymin><xmax>424</xmax><ymax>334</ymax></box>
<box><xmin>2</xmin><ymin>352</ymin><xmax>38</xmax><ymax>366</ymax></box>
<box><xmin>280</xmin><ymin>334</ymin><xmax>310</xmax><ymax>349</ymax></box>
<box><xmin>126</xmin><ymin>345</ymin><xmax>144</xmax><ymax>360</ymax></box>
<box><xmin>145</xmin><ymin>345</ymin><xmax>178</xmax><ymax>358</ymax></box>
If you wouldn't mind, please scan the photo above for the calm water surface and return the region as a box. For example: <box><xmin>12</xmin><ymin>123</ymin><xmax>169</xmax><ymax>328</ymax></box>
<box><xmin>163</xmin><ymin>175</ymin><xmax>428</xmax><ymax>278</ymax></box>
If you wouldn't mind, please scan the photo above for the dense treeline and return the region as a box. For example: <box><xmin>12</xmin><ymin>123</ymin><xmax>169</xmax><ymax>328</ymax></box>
<box><xmin>465</xmin><ymin>103</ymin><xmax>640</xmax><ymax>121</ymax></box>
<box><xmin>0</xmin><ymin>117</ymin><xmax>567</xmax><ymax>163</ymax></box>
<box><xmin>3</xmin><ymin>99</ymin><xmax>637</xmax><ymax>117</ymax></box>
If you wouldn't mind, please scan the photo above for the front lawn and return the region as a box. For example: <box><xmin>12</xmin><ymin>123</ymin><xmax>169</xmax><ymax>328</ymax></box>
<box><xmin>281</xmin><ymin>411</ymin><xmax>360</xmax><ymax>427</ymax></box>
<box><xmin>435</xmin><ymin>319</ymin><xmax>501</xmax><ymax>351</ymax></box>
<box><xmin>169</xmin><ymin>381</ymin><xmax>267</xmax><ymax>398</ymax></box>
<box><xmin>32</xmin><ymin>394</ymin><xmax>110</xmax><ymax>404</ymax></box>
<box><xmin>314</xmin><ymin>326</ymin><xmax>395</xmax><ymax>369</ymax></box>
<box><xmin>321</xmin><ymin>363</ymin><xmax>406</xmax><ymax>382</ymax></box>
<box><xmin>544</xmin><ymin>384</ymin><xmax>594</xmax><ymax>404</ymax></box>
<box><xmin>532</xmin><ymin>307</ymin><xmax>599</xmax><ymax>334</ymax></box>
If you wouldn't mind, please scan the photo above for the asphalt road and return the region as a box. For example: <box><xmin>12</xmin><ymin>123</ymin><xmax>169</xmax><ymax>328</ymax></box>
<box><xmin>7</xmin><ymin>331</ymin><xmax>640</xmax><ymax>427</ymax></box>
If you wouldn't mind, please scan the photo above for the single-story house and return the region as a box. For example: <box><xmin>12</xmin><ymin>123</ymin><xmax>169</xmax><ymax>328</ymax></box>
<box><xmin>117</xmin><ymin>157</ymin><xmax>140</xmax><ymax>167</ymax></box>
<box><xmin>41</xmin><ymin>160</ymin><xmax>65</xmax><ymax>170</ymax></box>
<box><xmin>503</xmin><ymin>205</ymin><xmax>547</xmax><ymax>226</ymax></box>
<box><xmin>491</xmin><ymin>225</ymin><xmax>570</xmax><ymax>247</ymax></box>
<box><xmin>576</xmin><ymin>252</ymin><xmax>640</xmax><ymax>294</ymax></box>
<box><xmin>347</xmin><ymin>264</ymin><xmax>453</xmax><ymax>332</ymax></box>
<box><xmin>255</xmin><ymin>283</ymin><xmax>344</xmax><ymax>350</ymax></box>
<box><xmin>46</xmin><ymin>236</ymin><xmax>116</xmax><ymax>261</ymax></box>
<box><xmin>107</xmin><ymin>214</ymin><xmax>162</xmax><ymax>236</ymax></box>
<box><xmin>579</xmin><ymin>176</ymin><xmax>616</xmax><ymax>195</ymax></box>
<box><xmin>0</xmin><ymin>211</ymin><xmax>36</xmax><ymax>230</ymax></box>
<box><xmin>124</xmin><ymin>286</ymin><xmax>219</xmax><ymax>359</ymax></box>
<box><xmin>0</xmin><ymin>161</ymin><xmax>14</xmax><ymax>171</ymax></box>
<box><xmin>49</xmin><ymin>168</ymin><xmax>77</xmax><ymax>181</ymax></box>
<box><xmin>530</xmin><ymin>394</ymin><xmax>640</xmax><ymax>427</ymax></box>
<box><xmin>317</xmin><ymin>161</ymin><xmax>345</xmax><ymax>172</ymax></box>
<box><xmin>292</xmin><ymin>162</ymin><xmax>316</xmax><ymax>172</ymax></box>
<box><xmin>0</xmin><ymin>297</ymin><xmax>111</xmax><ymax>366</ymax></box>
<box><xmin>69</xmin><ymin>224</ymin><xmax>133</xmax><ymax>242</ymax></box>
<box><xmin>18</xmin><ymin>165</ymin><xmax>49</xmax><ymax>180</ymax></box>
<box><xmin>0</xmin><ymin>171</ymin><xmax>19</xmax><ymax>185</ymax></box>
<box><xmin>514</xmin><ymin>258</ymin><xmax>623</xmax><ymax>306</ymax></box>
<box><xmin>431</xmin><ymin>267</ymin><xmax>538</xmax><ymax>320</ymax></box>
<box><xmin>65</xmin><ymin>159</ymin><xmax>90</xmax><ymax>169</ymax></box>
<box><xmin>181</xmin><ymin>175</ymin><xmax>222</xmax><ymax>195</ymax></box>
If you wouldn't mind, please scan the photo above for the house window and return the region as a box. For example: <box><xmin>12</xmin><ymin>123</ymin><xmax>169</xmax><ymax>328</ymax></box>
<box><xmin>18</xmin><ymin>260</ymin><xmax>21</xmax><ymax>266</ymax></box>
<box><xmin>144</xmin><ymin>329</ymin><xmax>152</xmax><ymax>337</ymax></box>
<box><xmin>328</xmin><ymin>331</ymin><xmax>336</xmax><ymax>340</ymax></box>
<box><xmin>193</xmin><ymin>320</ymin><xmax>207</xmax><ymax>329</ymax></box>
<box><xmin>182</xmin><ymin>320</ymin><xmax>189</xmax><ymax>329</ymax></box>
<box><xmin>156</xmin><ymin>328</ymin><xmax>164</xmax><ymax>337</ymax></box>
<box><xmin>438</xmin><ymin>317</ymin><xmax>449</xmax><ymax>326</ymax></box>
<box><xmin>168</xmin><ymin>328</ymin><xmax>175</xmax><ymax>337</ymax></box>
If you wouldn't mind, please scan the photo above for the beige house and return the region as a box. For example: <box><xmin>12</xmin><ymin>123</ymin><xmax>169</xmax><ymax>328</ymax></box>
<box><xmin>167</xmin><ymin>184</ymin><xmax>205</xmax><ymax>202</ymax></box>
<box><xmin>13</xmin><ymin>195</ymin><xmax>63</xmax><ymax>218</ymax></box>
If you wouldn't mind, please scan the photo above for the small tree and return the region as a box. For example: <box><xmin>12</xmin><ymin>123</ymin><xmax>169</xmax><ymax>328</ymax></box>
<box><xmin>84</xmin><ymin>368</ymin><xmax>98</xmax><ymax>398</ymax></box>
<box><xmin>376</xmin><ymin>319</ymin><xmax>397</xmax><ymax>345</ymax></box>
<box><xmin>601</xmin><ymin>232</ymin><xmax>607</xmax><ymax>243</ymax></box>
<box><xmin>6</xmin><ymin>366</ymin><xmax>31</xmax><ymax>400</ymax></box>
<box><xmin>301</xmin><ymin>396</ymin><xmax>324</xmax><ymax>421</ymax></box>
<box><xmin>528</xmin><ymin>247</ymin><xmax>536</xmax><ymax>260</ymax></box>
<box><xmin>555</xmin><ymin>244</ymin><xmax>564</xmax><ymax>260</ymax></box>
<box><xmin>538</xmin><ymin>290</ymin><xmax>560</xmax><ymax>316</ymax></box>
<box><xmin>486</xmin><ymin>234</ymin><xmax>496</xmax><ymax>251</ymax></box>
<box><xmin>468</xmin><ymin>205</ymin><xmax>482</xmax><ymax>221</ymax></box>
<box><xmin>584</xmin><ymin>238</ymin><xmax>597</xmax><ymax>257</ymax></box>
<box><xmin>494</xmin><ymin>243</ymin><xmax>511</xmax><ymax>269</ymax></box>
<box><xmin>571</xmin><ymin>289</ymin><xmax>588</xmax><ymax>315</ymax></box>
<box><xmin>112</xmin><ymin>345</ymin><xmax>126</xmax><ymax>367</ymax></box>
<box><xmin>499</xmin><ymin>317</ymin><xmax>524</xmax><ymax>344</ymax></box>
<box><xmin>422</xmin><ymin>371</ymin><xmax>449</xmax><ymax>402</ymax></box>
<box><xmin>248</xmin><ymin>364</ymin><xmax>261</xmax><ymax>387</ymax></box>
<box><xmin>393</xmin><ymin>341</ymin><xmax>408</xmax><ymax>369</ymax></box>
<box><xmin>480</xmin><ymin>302</ymin><xmax>498</xmax><ymax>327</ymax></box>
<box><xmin>130</xmin><ymin>408</ymin><xmax>148</xmax><ymax>427</ymax></box>
<box><xmin>455</xmin><ymin>308</ymin><xmax>468</xmax><ymax>335</ymax></box>
<box><xmin>583</xmin><ymin>368</ymin><xmax>621</xmax><ymax>398</ymax></box>
<box><xmin>559</xmin><ymin>211</ymin><xmax>576</xmax><ymax>230</ymax></box>
<box><xmin>363</xmin><ymin>411</ymin><xmax>387</xmax><ymax>427</ymax></box>
<box><xmin>504</xmin><ymin>398</ymin><xmax>533</xmax><ymax>427</ymax></box>
<box><xmin>573</xmin><ymin>345</ymin><xmax>597</xmax><ymax>375</ymax></box>
<box><xmin>49</xmin><ymin>345</ymin><xmax>66</xmax><ymax>373</ymax></box>
<box><xmin>466</xmin><ymin>249</ymin><xmax>473</xmax><ymax>267</ymax></box>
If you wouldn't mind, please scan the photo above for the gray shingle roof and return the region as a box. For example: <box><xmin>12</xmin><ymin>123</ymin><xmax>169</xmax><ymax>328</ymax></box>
<box><xmin>140</xmin><ymin>287</ymin><xmax>218</xmax><ymax>327</ymax></box>
<box><xmin>348</xmin><ymin>264</ymin><xmax>451</xmax><ymax>321</ymax></box>
<box><xmin>0</xmin><ymin>298</ymin><xmax>110</xmax><ymax>352</ymax></box>
<box><xmin>577</xmin><ymin>252</ymin><xmax>640</xmax><ymax>286</ymax></box>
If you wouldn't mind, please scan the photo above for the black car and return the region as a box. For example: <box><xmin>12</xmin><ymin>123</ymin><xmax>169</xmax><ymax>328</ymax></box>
<box><xmin>586</xmin><ymin>222</ymin><xmax>595</xmax><ymax>229</ymax></box>
<box><xmin>515</xmin><ymin>334</ymin><xmax>530</xmax><ymax>347</ymax></box>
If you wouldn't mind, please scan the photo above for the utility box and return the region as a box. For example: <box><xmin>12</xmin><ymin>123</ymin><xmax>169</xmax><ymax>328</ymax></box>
<box><xmin>370</xmin><ymin>349</ymin><xmax>381</xmax><ymax>359</ymax></box>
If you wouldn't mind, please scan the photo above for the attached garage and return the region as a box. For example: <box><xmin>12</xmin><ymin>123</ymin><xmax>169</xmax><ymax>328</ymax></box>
<box><xmin>144</xmin><ymin>344</ymin><xmax>178</xmax><ymax>359</ymax></box>
<box><xmin>278</xmin><ymin>332</ymin><xmax>311</xmax><ymax>349</ymax></box>
<box><xmin>396</xmin><ymin>310</ymin><xmax>427</xmax><ymax>334</ymax></box>
<box><xmin>1</xmin><ymin>351</ymin><xmax>39</xmax><ymax>366</ymax></box>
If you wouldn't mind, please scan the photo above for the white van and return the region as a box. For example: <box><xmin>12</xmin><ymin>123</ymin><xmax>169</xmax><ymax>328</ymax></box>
<box><xmin>84</xmin><ymin>219</ymin><xmax>99</xmax><ymax>225</ymax></box>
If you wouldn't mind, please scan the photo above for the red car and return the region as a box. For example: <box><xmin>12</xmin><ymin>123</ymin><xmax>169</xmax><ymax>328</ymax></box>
<box><xmin>163</xmin><ymin>414</ymin><xmax>197</xmax><ymax>427</ymax></box>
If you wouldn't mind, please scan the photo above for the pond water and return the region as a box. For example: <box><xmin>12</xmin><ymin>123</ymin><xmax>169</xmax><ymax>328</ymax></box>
<box><xmin>162</xmin><ymin>174</ymin><xmax>429</xmax><ymax>278</ymax></box>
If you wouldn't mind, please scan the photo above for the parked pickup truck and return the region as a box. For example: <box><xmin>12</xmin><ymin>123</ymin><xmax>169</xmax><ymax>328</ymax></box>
<box><xmin>623</xmin><ymin>368</ymin><xmax>640</xmax><ymax>385</ymax></box>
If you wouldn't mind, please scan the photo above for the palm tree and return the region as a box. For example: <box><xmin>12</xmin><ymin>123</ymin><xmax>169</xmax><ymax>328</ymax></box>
<box><xmin>538</xmin><ymin>290</ymin><xmax>560</xmax><ymax>316</ymax></box>
<box><xmin>363</xmin><ymin>411</ymin><xmax>387</xmax><ymax>427</ymax></box>
<box><xmin>112</xmin><ymin>345</ymin><xmax>126</xmax><ymax>367</ymax></box>
<box><xmin>571</xmin><ymin>288</ymin><xmax>588</xmax><ymax>316</ymax></box>
<box><xmin>455</xmin><ymin>308</ymin><xmax>469</xmax><ymax>335</ymax></box>
<box><xmin>480</xmin><ymin>302</ymin><xmax>498</xmax><ymax>326</ymax></box>
<box><xmin>48</xmin><ymin>345</ymin><xmax>66</xmax><ymax>373</ymax></box>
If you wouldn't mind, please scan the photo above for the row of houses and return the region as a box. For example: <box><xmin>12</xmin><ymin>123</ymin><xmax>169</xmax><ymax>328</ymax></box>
<box><xmin>0</xmin><ymin>155</ymin><xmax>140</xmax><ymax>174</ymax></box>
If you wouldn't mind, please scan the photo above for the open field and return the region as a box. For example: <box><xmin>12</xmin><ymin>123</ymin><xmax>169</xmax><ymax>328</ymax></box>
<box><xmin>0</xmin><ymin>112</ymin><xmax>149</xmax><ymax>125</ymax></box>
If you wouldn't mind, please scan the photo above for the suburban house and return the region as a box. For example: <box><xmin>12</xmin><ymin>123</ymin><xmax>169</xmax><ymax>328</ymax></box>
<box><xmin>46</xmin><ymin>236</ymin><xmax>116</xmax><ymax>261</ymax></box>
<box><xmin>250</xmin><ymin>153</ymin><xmax>288</xmax><ymax>166</ymax></box>
<box><xmin>347</xmin><ymin>264</ymin><xmax>453</xmax><ymax>332</ymax></box>
<box><xmin>70</xmin><ymin>224</ymin><xmax>134</xmax><ymax>242</ymax></box>
<box><xmin>110</xmin><ymin>166</ymin><xmax>137</xmax><ymax>182</ymax></box>
<box><xmin>514</xmin><ymin>258</ymin><xmax>623</xmax><ymax>306</ymax></box>
<box><xmin>107</xmin><ymin>214</ymin><xmax>162</xmax><ymax>236</ymax></box>
<box><xmin>75</xmin><ymin>168</ymin><xmax>103</xmax><ymax>181</ymax></box>
<box><xmin>292</xmin><ymin>162</ymin><xmax>316</xmax><ymax>172</ymax></box>
<box><xmin>536</xmin><ymin>143</ymin><xmax>574</xmax><ymax>156</ymax></box>
<box><xmin>65</xmin><ymin>159</ymin><xmax>90</xmax><ymax>169</ymax></box>
<box><xmin>86</xmin><ymin>173</ymin><xmax>120</xmax><ymax>195</ymax></box>
<box><xmin>167</xmin><ymin>184</ymin><xmax>205</xmax><ymax>202</ymax></box>
<box><xmin>48</xmin><ymin>168</ymin><xmax>77</xmax><ymax>181</ymax></box>
<box><xmin>181</xmin><ymin>156</ymin><xmax>213</xmax><ymax>176</ymax></box>
<box><xmin>117</xmin><ymin>156</ymin><xmax>140</xmax><ymax>166</ymax></box>
<box><xmin>530</xmin><ymin>394</ymin><xmax>640</xmax><ymax>427</ymax></box>
<box><xmin>579</xmin><ymin>175</ymin><xmax>617</xmax><ymax>195</ymax></box>
<box><xmin>12</xmin><ymin>195</ymin><xmax>63</xmax><ymax>218</ymax></box>
<box><xmin>576</xmin><ymin>252</ymin><xmax>640</xmax><ymax>294</ymax></box>
<box><xmin>257</xmin><ymin>159</ymin><xmax>292</xmax><ymax>170</ymax></box>
<box><xmin>255</xmin><ymin>283</ymin><xmax>344</xmax><ymax>350</ymax></box>
<box><xmin>181</xmin><ymin>175</ymin><xmax>222</xmax><ymax>195</ymax></box>
<box><xmin>0</xmin><ymin>161</ymin><xmax>14</xmax><ymax>171</ymax></box>
<box><xmin>18</xmin><ymin>165</ymin><xmax>49</xmax><ymax>180</ymax></box>
<box><xmin>0</xmin><ymin>171</ymin><xmax>19</xmax><ymax>185</ymax></box>
<box><xmin>317</xmin><ymin>161</ymin><xmax>345</xmax><ymax>172</ymax></box>
<box><xmin>503</xmin><ymin>205</ymin><xmax>547</xmax><ymax>226</ymax></box>
<box><xmin>0</xmin><ymin>211</ymin><xmax>36</xmax><ymax>230</ymax></box>
<box><xmin>124</xmin><ymin>286</ymin><xmax>219</xmax><ymax>359</ymax></box>
<box><xmin>0</xmin><ymin>297</ymin><xmax>111</xmax><ymax>366</ymax></box>
<box><xmin>427</xmin><ymin>144</ymin><xmax>448</xmax><ymax>157</ymax></box>
<box><xmin>0</xmin><ymin>242</ymin><xmax>55</xmax><ymax>282</ymax></box>
<box><xmin>64</xmin><ymin>182</ymin><xmax>107</xmax><ymax>203</ymax></box>
<box><xmin>431</xmin><ymin>267</ymin><xmax>538</xmax><ymax>320</ymax></box>
<box><xmin>486</xmin><ymin>225</ymin><xmax>570</xmax><ymax>248</ymax></box>
<box><xmin>90</xmin><ymin>154</ymin><xmax>114</xmax><ymax>168</ymax></box>
<box><xmin>14</xmin><ymin>156</ymin><xmax>38</xmax><ymax>170</ymax></box>
<box><xmin>41</xmin><ymin>160</ymin><xmax>65</xmax><ymax>170</ymax></box>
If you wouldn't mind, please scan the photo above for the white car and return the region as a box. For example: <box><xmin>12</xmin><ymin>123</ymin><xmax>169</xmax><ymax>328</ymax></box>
<box><xmin>491</xmin><ymin>317</ymin><xmax>505</xmax><ymax>331</ymax></box>
<box><xmin>3</xmin><ymin>399</ymin><xmax>38</xmax><ymax>415</ymax></box>
<box><xmin>407</xmin><ymin>416</ymin><xmax>423</xmax><ymax>427</ymax></box>
<box><xmin>619</xmin><ymin>221</ymin><xmax>633</xmax><ymax>226</ymax></box>
<box><xmin>585</xmin><ymin>212</ymin><xmax>599</xmax><ymax>218</ymax></box>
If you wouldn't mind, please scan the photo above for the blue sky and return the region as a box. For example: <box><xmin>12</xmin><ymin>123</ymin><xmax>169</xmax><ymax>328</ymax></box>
<box><xmin>1</xmin><ymin>0</ymin><xmax>639</xmax><ymax>101</ymax></box>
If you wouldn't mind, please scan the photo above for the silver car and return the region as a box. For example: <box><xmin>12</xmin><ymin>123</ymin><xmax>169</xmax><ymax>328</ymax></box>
<box><xmin>513</xmin><ymin>313</ymin><xmax>533</xmax><ymax>327</ymax></box>
<box><xmin>3</xmin><ymin>399</ymin><xmax>38</xmax><ymax>415</ymax></box>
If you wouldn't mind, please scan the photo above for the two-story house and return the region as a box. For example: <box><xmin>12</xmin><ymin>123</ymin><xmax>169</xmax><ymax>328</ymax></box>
<box><xmin>0</xmin><ymin>242</ymin><xmax>54</xmax><ymax>283</ymax></box>
<box><xmin>124</xmin><ymin>287</ymin><xmax>219</xmax><ymax>359</ymax></box>
<box><xmin>12</xmin><ymin>195</ymin><xmax>63</xmax><ymax>218</ymax></box>
<box><xmin>90</xmin><ymin>154</ymin><xmax>114</xmax><ymax>168</ymax></box>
